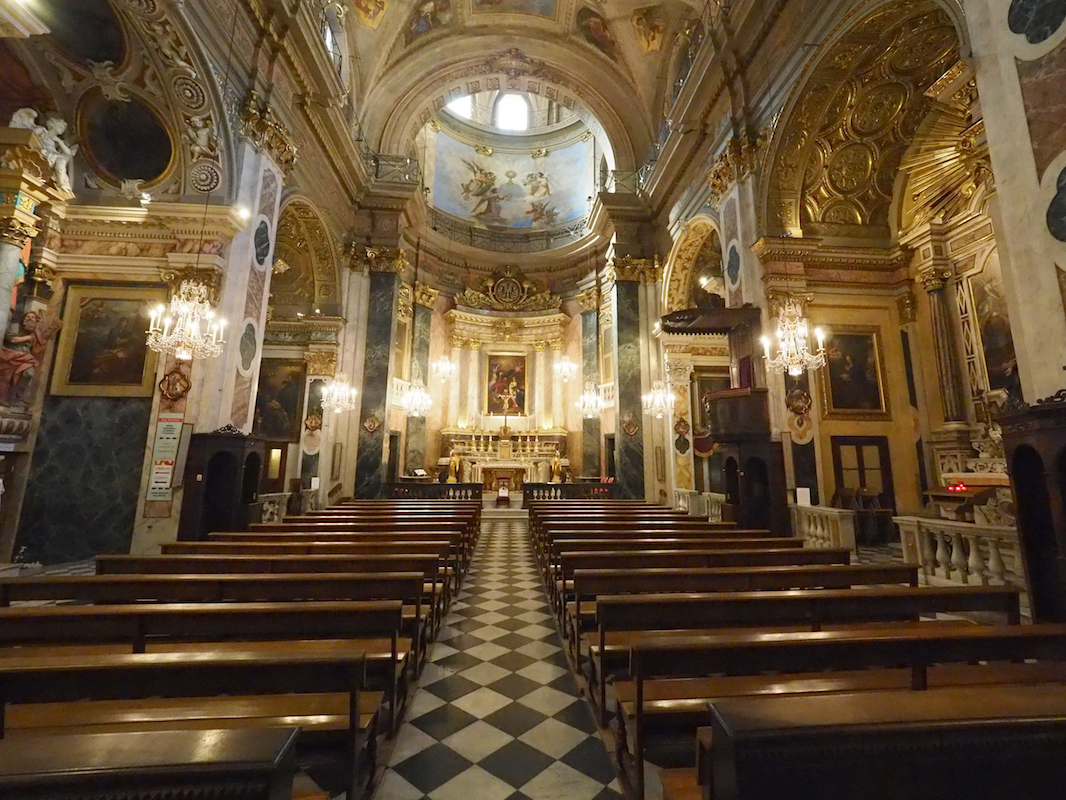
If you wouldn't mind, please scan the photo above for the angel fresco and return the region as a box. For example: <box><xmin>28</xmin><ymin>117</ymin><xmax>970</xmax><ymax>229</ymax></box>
<box><xmin>523</xmin><ymin>171</ymin><xmax>550</xmax><ymax>197</ymax></box>
<box><xmin>632</xmin><ymin>6</ymin><xmax>667</xmax><ymax>53</ymax></box>
<box><xmin>353</xmin><ymin>0</ymin><xmax>387</xmax><ymax>28</ymax></box>
<box><xmin>461</xmin><ymin>159</ymin><xmax>497</xmax><ymax>202</ymax></box>
<box><xmin>526</xmin><ymin>201</ymin><xmax>558</xmax><ymax>227</ymax></box>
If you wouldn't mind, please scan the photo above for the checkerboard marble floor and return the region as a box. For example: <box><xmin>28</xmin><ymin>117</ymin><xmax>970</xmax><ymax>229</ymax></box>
<box><xmin>374</xmin><ymin>514</ymin><xmax>625</xmax><ymax>800</ymax></box>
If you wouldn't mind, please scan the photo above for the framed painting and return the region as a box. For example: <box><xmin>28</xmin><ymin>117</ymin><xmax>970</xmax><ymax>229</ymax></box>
<box><xmin>485</xmin><ymin>353</ymin><xmax>526</xmax><ymax>415</ymax></box>
<box><xmin>819</xmin><ymin>327</ymin><xmax>890</xmax><ymax>419</ymax></box>
<box><xmin>51</xmin><ymin>284</ymin><xmax>165</xmax><ymax>397</ymax></box>
<box><xmin>253</xmin><ymin>359</ymin><xmax>307</xmax><ymax>441</ymax></box>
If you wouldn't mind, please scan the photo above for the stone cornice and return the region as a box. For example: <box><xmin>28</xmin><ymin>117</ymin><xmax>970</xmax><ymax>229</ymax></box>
<box><xmin>753</xmin><ymin>236</ymin><xmax>911</xmax><ymax>287</ymax></box>
<box><xmin>445</xmin><ymin>307</ymin><xmax>569</xmax><ymax>349</ymax></box>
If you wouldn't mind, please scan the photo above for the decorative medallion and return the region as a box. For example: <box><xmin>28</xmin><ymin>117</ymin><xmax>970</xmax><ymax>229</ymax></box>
<box><xmin>674</xmin><ymin>417</ymin><xmax>691</xmax><ymax>436</ymax></box>
<box><xmin>158</xmin><ymin>366</ymin><xmax>191</xmax><ymax>401</ymax></box>
<box><xmin>362</xmin><ymin>414</ymin><xmax>381</xmax><ymax>434</ymax></box>
<box><xmin>675</xmin><ymin>435</ymin><xmax>690</xmax><ymax>454</ymax></box>
<box><xmin>454</xmin><ymin>266</ymin><xmax>561</xmax><ymax>312</ymax></box>
<box><xmin>253</xmin><ymin>221</ymin><xmax>271</xmax><ymax>266</ymax></box>
<box><xmin>304</xmin><ymin>410</ymin><xmax>323</xmax><ymax>432</ymax></box>
<box><xmin>1008</xmin><ymin>0</ymin><xmax>1066</xmax><ymax>43</ymax></box>
<box><xmin>726</xmin><ymin>246</ymin><xmax>741</xmax><ymax>285</ymax></box>
<box><xmin>621</xmin><ymin>414</ymin><xmax>640</xmax><ymax>438</ymax></box>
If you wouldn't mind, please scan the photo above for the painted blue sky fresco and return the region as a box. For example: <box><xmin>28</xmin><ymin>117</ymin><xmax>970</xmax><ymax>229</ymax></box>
<box><xmin>432</xmin><ymin>133</ymin><xmax>590</xmax><ymax>228</ymax></box>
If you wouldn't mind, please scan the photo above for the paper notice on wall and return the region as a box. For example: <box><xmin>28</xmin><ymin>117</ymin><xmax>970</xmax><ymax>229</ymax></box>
<box><xmin>147</xmin><ymin>413</ymin><xmax>185</xmax><ymax>502</ymax></box>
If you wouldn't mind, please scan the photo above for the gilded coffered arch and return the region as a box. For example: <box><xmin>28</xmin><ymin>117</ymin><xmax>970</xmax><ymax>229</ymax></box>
<box><xmin>663</xmin><ymin>216</ymin><xmax>719</xmax><ymax>314</ymax></box>
<box><xmin>760</xmin><ymin>0</ymin><xmax>964</xmax><ymax>241</ymax></box>
<box><xmin>270</xmin><ymin>198</ymin><xmax>341</xmax><ymax>316</ymax></box>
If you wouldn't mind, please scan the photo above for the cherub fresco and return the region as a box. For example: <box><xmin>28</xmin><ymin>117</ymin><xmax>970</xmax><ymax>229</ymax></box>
<box><xmin>407</xmin><ymin>0</ymin><xmax>453</xmax><ymax>42</ymax></box>
<box><xmin>526</xmin><ymin>201</ymin><xmax>558</xmax><ymax>227</ymax></box>
<box><xmin>460</xmin><ymin>159</ymin><xmax>496</xmax><ymax>201</ymax></box>
<box><xmin>576</xmin><ymin>7</ymin><xmax>617</xmax><ymax>59</ymax></box>
<box><xmin>632</xmin><ymin>6</ymin><xmax>667</xmax><ymax>53</ymax></box>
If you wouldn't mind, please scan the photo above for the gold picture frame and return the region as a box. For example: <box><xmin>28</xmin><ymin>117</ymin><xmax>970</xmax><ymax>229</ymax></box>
<box><xmin>484</xmin><ymin>352</ymin><xmax>527</xmax><ymax>416</ymax></box>
<box><xmin>51</xmin><ymin>284</ymin><xmax>165</xmax><ymax>397</ymax></box>
<box><xmin>819</xmin><ymin>326</ymin><xmax>890</xmax><ymax>420</ymax></box>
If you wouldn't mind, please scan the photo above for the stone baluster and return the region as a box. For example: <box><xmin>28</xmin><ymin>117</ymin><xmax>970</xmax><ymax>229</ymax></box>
<box><xmin>950</xmin><ymin>531</ymin><xmax>968</xmax><ymax>582</ymax></box>
<box><xmin>918</xmin><ymin>528</ymin><xmax>936</xmax><ymax>578</ymax></box>
<box><xmin>987</xmin><ymin>538</ymin><xmax>1007</xmax><ymax>585</ymax></box>
<box><xmin>965</xmin><ymin>534</ymin><xmax>986</xmax><ymax>585</ymax></box>
<box><xmin>935</xmin><ymin>531</ymin><xmax>951</xmax><ymax>578</ymax></box>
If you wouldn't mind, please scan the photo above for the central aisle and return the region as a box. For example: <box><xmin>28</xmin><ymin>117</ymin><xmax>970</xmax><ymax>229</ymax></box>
<box><xmin>375</xmin><ymin>510</ymin><xmax>625</xmax><ymax>800</ymax></box>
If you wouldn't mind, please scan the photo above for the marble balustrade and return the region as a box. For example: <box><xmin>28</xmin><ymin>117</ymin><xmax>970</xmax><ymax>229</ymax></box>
<box><xmin>789</xmin><ymin>504</ymin><xmax>858</xmax><ymax>551</ymax></box>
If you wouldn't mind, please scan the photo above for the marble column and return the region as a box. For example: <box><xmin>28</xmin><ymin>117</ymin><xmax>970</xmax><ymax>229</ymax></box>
<box><xmin>666</xmin><ymin>358</ymin><xmax>695</xmax><ymax>496</ymax></box>
<box><xmin>403</xmin><ymin>285</ymin><xmax>433</xmax><ymax>473</ymax></box>
<box><xmin>354</xmin><ymin>265</ymin><xmax>401</xmax><ymax>497</ymax></box>
<box><xmin>466</xmin><ymin>341</ymin><xmax>481</xmax><ymax>431</ymax></box>
<box><xmin>580</xmin><ymin>294</ymin><xmax>601</xmax><ymax>476</ymax></box>
<box><xmin>550</xmin><ymin>343</ymin><xmax>564</xmax><ymax>430</ymax></box>
<box><xmin>612</xmin><ymin>273</ymin><xmax>646</xmax><ymax>499</ymax></box>
<box><xmin>919</xmin><ymin>267</ymin><xmax>966</xmax><ymax>423</ymax></box>
<box><xmin>448</xmin><ymin>338</ymin><xmax>462</xmax><ymax>428</ymax></box>
<box><xmin>534</xmin><ymin>346</ymin><xmax>548</xmax><ymax>430</ymax></box>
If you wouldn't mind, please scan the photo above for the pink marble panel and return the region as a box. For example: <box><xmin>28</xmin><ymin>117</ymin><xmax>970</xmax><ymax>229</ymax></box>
<box><xmin>1018</xmin><ymin>39</ymin><xmax>1066</xmax><ymax>179</ymax></box>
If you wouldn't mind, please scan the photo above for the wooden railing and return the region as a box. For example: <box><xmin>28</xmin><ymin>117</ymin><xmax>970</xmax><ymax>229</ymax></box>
<box><xmin>522</xmin><ymin>482</ymin><xmax>619</xmax><ymax>507</ymax></box>
<box><xmin>790</xmin><ymin>504</ymin><xmax>857</xmax><ymax>550</ymax></box>
<box><xmin>382</xmin><ymin>482</ymin><xmax>483</xmax><ymax>499</ymax></box>
<box><xmin>893</xmin><ymin>515</ymin><xmax>1028</xmax><ymax>615</ymax></box>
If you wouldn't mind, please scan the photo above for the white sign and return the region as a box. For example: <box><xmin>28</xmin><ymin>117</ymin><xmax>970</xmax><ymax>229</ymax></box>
<box><xmin>147</xmin><ymin>413</ymin><xmax>185</xmax><ymax>502</ymax></box>
<box><xmin>796</xmin><ymin>487</ymin><xmax>812</xmax><ymax>507</ymax></box>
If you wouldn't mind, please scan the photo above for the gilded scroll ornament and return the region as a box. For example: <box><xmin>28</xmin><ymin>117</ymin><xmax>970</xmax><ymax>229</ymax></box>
<box><xmin>454</xmin><ymin>266</ymin><xmax>561</xmax><ymax>312</ymax></box>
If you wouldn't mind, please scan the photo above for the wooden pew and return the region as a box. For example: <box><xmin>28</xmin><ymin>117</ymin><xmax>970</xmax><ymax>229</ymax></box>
<box><xmin>0</xmin><ymin>600</ymin><xmax>408</xmax><ymax>733</ymax></box>
<box><xmin>565</xmin><ymin>564</ymin><xmax>919</xmax><ymax>662</ymax></box>
<box><xmin>0</xmin><ymin>727</ymin><xmax>299</xmax><ymax>800</ymax></box>
<box><xmin>701</xmin><ymin>685</ymin><xmax>1066</xmax><ymax>800</ymax></box>
<box><xmin>0</xmin><ymin>570</ymin><xmax>433</xmax><ymax>672</ymax></box>
<box><xmin>0</xmin><ymin>649</ymin><xmax>371</xmax><ymax>800</ymax></box>
<box><xmin>602</xmin><ymin>585</ymin><xmax>1020</xmax><ymax>727</ymax></box>
<box><xmin>624</xmin><ymin>623</ymin><xmax>1066</xmax><ymax>798</ymax></box>
<box><xmin>553</xmin><ymin>549</ymin><xmax>851</xmax><ymax>614</ymax></box>
<box><xmin>95</xmin><ymin>553</ymin><xmax>448</xmax><ymax>641</ymax></box>
<box><xmin>544</xmin><ymin>537</ymin><xmax>800</xmax><ymax>589</ymax></box>
<box><xmin>164</xmin><ymin>539</ymin><xmax>463</xmax><ymax>598</ymax></box>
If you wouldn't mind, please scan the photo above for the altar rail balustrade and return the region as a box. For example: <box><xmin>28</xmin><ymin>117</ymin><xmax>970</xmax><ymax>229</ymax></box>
<box><xmin>258</xmin><ymin>492</ymin><xmax>292</xmax><ymax>523</ymax></box>
<box><xmin>789</xmin><ymin>504</ymin><xmax>858</xmax><ymax>551</ymax></box>
<box><xmin>523</xmin><ymin>482</ymin><xmax>619</xmax><ymax>506</ymax></box>
<box><xmin>383</xmin><ymin>482</ymin><xmax>483</xmax><ymax>500</ymax></box>
<box><xmin>893</xmin><ymin>515</ymin><xmax>1029</xmax><ymax>615</ymax></box>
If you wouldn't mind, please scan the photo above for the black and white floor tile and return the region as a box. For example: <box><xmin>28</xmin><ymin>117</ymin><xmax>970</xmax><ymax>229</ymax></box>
<box><xmin>375</xmin><ymin>511</ymin><xmax>625</xmax><ymax>800</ymax></box>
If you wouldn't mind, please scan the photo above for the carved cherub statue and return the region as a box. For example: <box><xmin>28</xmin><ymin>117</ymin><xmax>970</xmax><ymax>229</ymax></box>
<box><xmin>10</xmin><ymin>109</ymin><xmax>78</xmax><ymax>195</ymax></box>
<box><xmin>184</xmin><ymin>116</ymin><xmax>217</xmax><ymax>161</ymax></box>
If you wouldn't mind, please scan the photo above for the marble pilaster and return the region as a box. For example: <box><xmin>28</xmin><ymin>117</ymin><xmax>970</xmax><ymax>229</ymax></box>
<box><xmin>613</xmin><ymin>278</ymin><xmax>645</xmax><ymax>498</ymax></box>
<box><xmin>581</xmin><ymin>307</ymin><xmax>601</xmax><ymax>476</ymax></box>
<box><xmin>354</xmin><ymin>270</ymin><xmax>399</xmax><ymax>497</ymax></box>
<box><xmin>448</xmin><ymin>341</ymin><xmax>462</xmax><ymax>427</ymax></box>
<box><xmin>919</xmin><ymin>265</ymin><xmax>967</xmax><ymax>423</ymax></box>
<box><xmin>466</xmin><ymin>341</ymin><xmax>480</xmax><ymax>429</ymax></box>
<box><xmin>550</xmin><ymin>344</ymin><xmax>564</xmax><ymax>430</ymax></box>
<box><xmin>403</xmin><ymin>299</ymin><xmax>432</xmax><ymax>473</ymax></box>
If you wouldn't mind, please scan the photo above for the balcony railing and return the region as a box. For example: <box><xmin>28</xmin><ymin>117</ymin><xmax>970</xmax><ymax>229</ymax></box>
<box><xmin>426</xmin><ymin>206</ymin><xmax>588</xmax><ymax>253</ymax></box>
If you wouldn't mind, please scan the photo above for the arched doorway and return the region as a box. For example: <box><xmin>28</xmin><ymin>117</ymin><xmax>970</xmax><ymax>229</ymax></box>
<box><xmin>1014</xmin><ymin>446</ymin><xmax>1066</xmax><ymax>621</ymax></box>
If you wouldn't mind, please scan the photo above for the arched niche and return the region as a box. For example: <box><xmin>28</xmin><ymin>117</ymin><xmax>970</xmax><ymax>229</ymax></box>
<box><xmin>270</xmin><ymin>199</ymin><xmax>341</xmax><ymax>317</ymax></box>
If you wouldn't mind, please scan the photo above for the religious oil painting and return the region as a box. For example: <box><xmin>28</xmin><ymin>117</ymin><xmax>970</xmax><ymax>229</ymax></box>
<box><xmin>406</xmin><ymin>0</ymin><xmax>453</xmax><ymax>43</ymax></box>
<box><xmin>632</xmin><ymin>6</ymin><xmax>667</xmax><ymax>52</ymax></box>
<box><xmin>353</xmin><ymin>0</ymin><xmax>388</xmax><ymax>28</ymax></box>
<box><xmin>51</xmin><ymin>284</ymin><xmax>164</xmax><ymax>397</ymax></box>
<box><xmin>485</xmin><ymin>354</ymin><xmax>527</xmax><ymax>415</ymax></box>
<box><xmin>970</xmin><ymin>253</ymin><xmax>1021</xmax><ymax>401</ymax></box>
<box><xmin>820</xmin><ymin>328</ymin><xmax>889</xmax><ymax>419</ymax></box>
<box><xmin>575</xmin><ymin>7</ymin><xmax>617</xmax><ymax>59</ymax></box>
<box><xmin>253</xmin><ymin>359</ymin><xmax>307</xmax><ymax>442</ymax></box>
<box><xmin>473</xmin><ymin>0</ymin><xmax>557</xmax><ymax>17</ymax></box>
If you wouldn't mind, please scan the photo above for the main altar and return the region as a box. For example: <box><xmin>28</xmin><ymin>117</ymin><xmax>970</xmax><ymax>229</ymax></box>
<box><xmin>438</xmin><ymin>430</ymin><xmax>569</xmax><ymax>490</ymax></box>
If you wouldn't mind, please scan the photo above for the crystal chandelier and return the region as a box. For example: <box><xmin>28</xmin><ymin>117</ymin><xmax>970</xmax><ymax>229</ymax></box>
<box><xmin>761</xmin><ymin>296</ymin><xmax>826</xmax><ymax>377</ymax></box>
<box><xmin>642</xmin><ymin>380</ymin><xmax>673</xmax><ymax>419</ymax></box>
<box><xmin>577</xmin><ymin>381</ymin><xmax>602</xmax><ymax>419</ymax></box>
<box><xmin>400</xmin><ymin>379</ymin><xmax>433</xmax><ymax>417</ymax></box>
<box><xmin>321</xmin><ymin>372</ymin><xmax>358</xmax><ymax>412</ymax></box>
<box><xmin>554</xmin><ymin>355</ymin><xmax>578</xmax><ymax>383</ymax></box>
<box><xmin>147</xmin><ymin>280</ymin><xmax>225</xmax><ymax>361</ymax></box>
<box><xmin>432</xmin><ymin>355</ymin><xmax>457</xmax><ymax>381</ymax></box>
